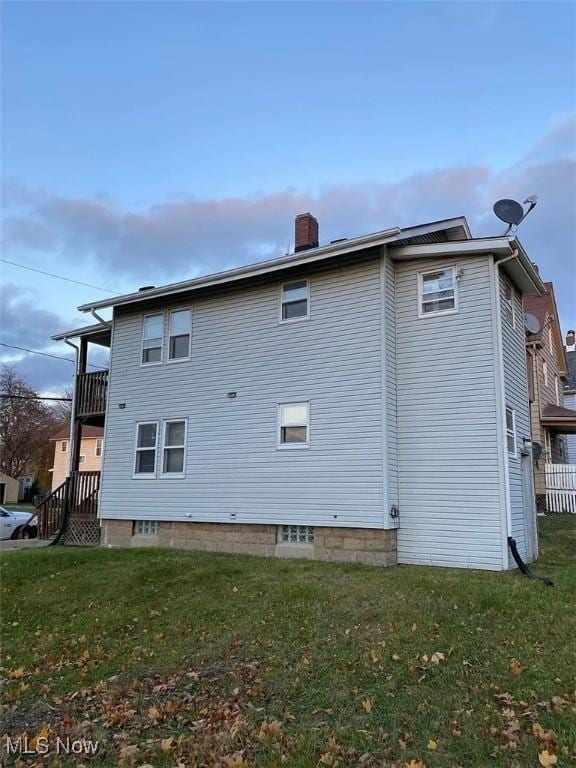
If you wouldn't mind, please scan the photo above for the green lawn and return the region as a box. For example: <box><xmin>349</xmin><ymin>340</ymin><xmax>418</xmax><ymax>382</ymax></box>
<box><xmin>1</xmin><ymin>520</ymin><xmax>575</xmax><ymax>768</ymax></box>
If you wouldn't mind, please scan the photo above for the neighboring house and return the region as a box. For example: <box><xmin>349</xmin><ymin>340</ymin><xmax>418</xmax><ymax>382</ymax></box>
<box><xmin>524</xmin><ymin>289</ymin><xmax>576</xmax><ymax>506</ymax></box>
<box><xmin>50</xmin><ymin>426</ymin><xmax>104</xmax><ymax>491</ymax></box>
<box><xmin>50</xmin><ymin>213</ymin><xmax>548</xmax><ymax>570</ymax></box>
<box><xmin>0</xmin><ymin>472</ymin><xmax>19</xmax><ymax>505</ymax></box>
<box><xmin>564</xmin><ymin>340</ymin><xmax>576</xmax><ymax>463</ymax></box>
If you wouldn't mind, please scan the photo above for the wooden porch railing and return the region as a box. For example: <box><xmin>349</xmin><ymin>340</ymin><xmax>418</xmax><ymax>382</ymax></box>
<box><xmin>30</xmin><ymin>471</ymin><xmax>101</xmax><ymax>543</ymax></box>
<box><xmin>76</xmin><ymin>370</ymin><xmax>108</xmax><ymax>417</ymax></box>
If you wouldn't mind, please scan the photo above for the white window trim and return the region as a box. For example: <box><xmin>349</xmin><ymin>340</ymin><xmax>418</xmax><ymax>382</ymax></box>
<box><xmin>555</xmin><ymin>375</ymin><xmax>560</xmax><ymax>405</ymax></box>
<box><xmin>140</xmin><ymin>312</ymin><xmax>165</xmax><ymax>367</ymax></box>
<box><xmin>503</xmin><ymin>279</ymin><xmax>515</xmax><ymax>328</ymax></box>
<box><xmin>167</xmin><ymin>307</ymin><xmax>192</xmax><ymax>364</ymax></box>
<box><xmin>95</xmin><ymin>439</ymin><xmax>103</xmax><ymax>457</ymax></box>
<box><xmin>61</xmin><ymin>440</ymin><xmax>68</xmax><ymax>452</ymax></box>
<box><xmin>279</xmin><ymin>278</ymin><xmax>310</xmax><ymax>324</ymax></box>
<box><xmin>505</xmin><ymin>407</ymin><xmax>516</xmax><ymax>458</ymax></box>
<box><xmin>133</xmin><ymin>421</ymin><xmax>159</xmax><ymax>479</ymax></box>
<box><xmin>543</xmin><ymin>360</ymin><xmax>548</xmax><ymax>388</ymax></box>
<box><xmin>417</xmin><ymin>266</ymin><xmax>459</xmax><ymax>319</ymax></box>
<box><xmin>160</xmin><ymin>418</ymin><xmax>187</xmax><ymax>477</ymax></box>
<box><xmin>277</xmin><ymin>401</ymin><xmax>310</xmax><ymax>450</ymax></box>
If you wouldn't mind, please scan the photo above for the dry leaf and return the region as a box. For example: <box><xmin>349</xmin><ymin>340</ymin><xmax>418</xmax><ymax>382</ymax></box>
<box><xmin>160</xmin><ymin>737</ymin><xmax>174</xmax><ymax>753</ymax></box>
<box><xmin>405</xmin><ymin>760</ymin><xmax>426</xmax><ymax>768</ymax></box>
<box><xmin>430</xmin><ymin>652</ymin><xmax>445</xmax><ymax>664</ymax></box>
<box><xmin>10</xmin><ymin>667</ymin><xmax>25</xmax><ymax>679</ymax></box>
<box><xmin>510</xmin><ymin>659</ymin><xmax>525</xmax><ymax>676</ymax></box>
<box><xmin>119</xmin><ymin>745</ymin><xmax>140</xmax><ymax>763</ymax></box>
<box><xmin>538</xmin><ymin>750</ymin><xmax>558</xmax><ymax>767</ymax></box>
<box><xmin>427</xmin><ymin>739</ymin><xmax>438</xmax><ymax>750</ymax></box>
<box><xmin>362</xmin><ymin>698</ymin><xmax>372</xmax><ymax>713</ymax></box>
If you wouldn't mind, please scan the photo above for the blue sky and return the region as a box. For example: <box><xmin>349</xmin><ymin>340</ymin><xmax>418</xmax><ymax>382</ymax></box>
<box><xmin>1</xmin><ymin>1</ymin><xmax>575</xmax><ymax>391</ymax></box>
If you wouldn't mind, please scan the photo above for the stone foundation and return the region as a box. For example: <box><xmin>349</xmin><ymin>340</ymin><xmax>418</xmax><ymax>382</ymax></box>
<box><xmin>101</xmin><ymin>520</ymin><xmax>397</xmax><ymax>567</ymax></box>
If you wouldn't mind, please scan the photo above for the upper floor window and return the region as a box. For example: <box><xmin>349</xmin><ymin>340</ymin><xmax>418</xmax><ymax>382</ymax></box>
<box><xmin>505</xmin><ymin>407</ymin><xmax>516</xmax><ymax>457</ymax></box>
<box><xmin>168</xmin><ymin>309</ymin><xmax>191</xmax><ymax>361</ymax></box>
<box><xmin>278</xmin><ymin>402</ymin><xmax>309</xmax><ymax>448</ymax></box>
<box><xmin>555</xmin><ymin>376</ymin><xmax>561</xmax><ymax>405</ymax></box>
<box><xmin>280</xmin><ymin>279</ymin><xmax>309</xmax><ymax>322</ymax></box>
<box><xmin>543</xmin><ymin>360</ymin><xmax>548</xmax><ymax>388</ymax></box>
<box><xmin>95</xmin><ymin>439</ymin><xmax>103</xmax><ymax>457</ymax></box>
<box><xmin>61</xmin><ymin>440</ymin><xmax>68</xmax><ymax>452</ymax></box>
<box><xmin>503</xmin><ymin>280</ymin><xmax>515</xmax><ymax>327</ymax></box>
<box><xmin>162</xmin><ymin>419</ymin><xmax>186</xmax><ymax>475</ymax></box>
<box><xmin>78</xmin><ymin>455</ymin><xmax>86</xmax><ymax>465</ymax></box>
<box><xmin>134</xmin><ymin>422</ymin><xmax>158</xmax><ymax>476</ymax></box>
<box><xmin>418</xmin><ymin>268</ymin><xmax>457</xmax><ymax>317</ymax></box>
<box><xmin>142</xmin><ymin>314</ymin><xmax>164</xmax><ymax>365</ymax></box>
<box><xmin>548</xmin><ymin>325</ymin><xmax>553</xmax><ymax>351</ymax></box>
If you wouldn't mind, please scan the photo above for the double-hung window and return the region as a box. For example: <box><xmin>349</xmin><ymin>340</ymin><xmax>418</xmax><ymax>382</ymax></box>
<box><xmin>142</xmin><ymin>314</ymin><xmax>164</xmax><ymax>364</ymax></box>
<box><xmin>95</xmin><ymin>439</ymin><xmax>103</xmax><ymax>457</ymax></box>
<box><xmin>168</xmin><ymin>309</ymin><xmax>191</xmax><ymax>361</ymax></box>
<box><xmin>505</xmin><ymin>407</ymin><xmax>516</xmax><ymax>457</ymax></box>
<box><xmin>419</xmin><ymin>268</ymin><xmax>457</xmax><ymax>317</ymax></box>
<box><xmin>134</xmin><ymin>422</ymin><xmax>158</xmax><ymax>476</ymax></box>
<box><xmin>280</xmin><ymin>279</ymin><xmax>309</xmax><ymax>322</ymax></box>
<box><xmin>543</xmin><ymin>360</ymin><xmax>548</xmax><ymax>387</ymax></box>
<box><xmin>503</xmin><ymin>280</ymin><xmax>515</xmax><ymax>326</ymax></box>
<box><xmin>162</xmin><ymin>419</ymin><xmax>186</xmax><ymax>475</ymax></box>
<box><xmin>278</xmin><ymin>402</ymin><xmax>309</xmax><ymax>448</ymax></box>
<box><xmin>61</xmin><ymin>440</ymin><xmax>68</xmax><ymax>452</ymax></box>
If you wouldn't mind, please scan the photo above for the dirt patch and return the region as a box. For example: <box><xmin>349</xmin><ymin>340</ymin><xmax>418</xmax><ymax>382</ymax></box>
<box><xmin>0</xmin><ymin>700</ymin><xmax>62</xmax><ymax>733</ymax></box>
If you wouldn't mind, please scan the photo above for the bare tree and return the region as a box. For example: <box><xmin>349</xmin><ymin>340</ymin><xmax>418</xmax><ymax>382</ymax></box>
<box><xmin>0</xmin><ymin>365</ymin><xmax>60</xmax><ymax>480</ymax></box>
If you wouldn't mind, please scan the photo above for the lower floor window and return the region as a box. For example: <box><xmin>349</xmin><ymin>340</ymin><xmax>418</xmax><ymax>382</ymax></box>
<box><xmin>134</xmin><ymin>520</ymin><xmax>160</xmax><ymax>535</ymax></box>
<box><xmin>280</xmin><ymin>525</ymin><xmax>315</xmax><ymax>544</ymax></box>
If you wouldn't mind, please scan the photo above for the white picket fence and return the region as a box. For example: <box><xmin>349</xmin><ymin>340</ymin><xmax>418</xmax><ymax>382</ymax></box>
<box><xmin>545</xmin><ymin>463</ymin><xmax>576</xmax><ymax>513</ymax></box>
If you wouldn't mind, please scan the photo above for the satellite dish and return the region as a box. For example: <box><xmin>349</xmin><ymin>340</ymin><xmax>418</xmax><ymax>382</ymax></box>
<box><xmin>494</xmin><ymin>199</ymin><xmax>525</xmax><ymax>226</ymax></box>
<box><xmin>531</xmin><ymin>442</ymin><xmax>543</xmax><ymax>461</ymax></box>
<box><xmin>524</xmin><ymin>312</ymin><xmax>541</xmax><ymax>335</ymax></box>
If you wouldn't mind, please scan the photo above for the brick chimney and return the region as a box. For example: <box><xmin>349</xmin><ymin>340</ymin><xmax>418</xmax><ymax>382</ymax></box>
<box><xmin>295</xmin><ymin>213</ymin><xmax>319</xmax><ymax>252</ymax></box>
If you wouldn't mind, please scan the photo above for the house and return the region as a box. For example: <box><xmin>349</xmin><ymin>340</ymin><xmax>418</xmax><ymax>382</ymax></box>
<box><xmin>523</xmin><ymin>289</ymin><xmax>576</xmax><ymax>508</ymax></box>
<box><xmin>48</xmin><ymin>213</ymin><xmax>547</xmax><ymax>570</ymax></box>
<box><xmin>50</xmin><ymin>425</ymin><xmax>104</xmax><ymax>491</ymax></box>
<box><xmin>0</xmin><ymin>472</ymin><xmax>19</xmax><ymax>505</ymax></box>
<box><xmin>564</xmin><ymin>340</ymin><xmax>576</xmax><ymax>463</ymax></box>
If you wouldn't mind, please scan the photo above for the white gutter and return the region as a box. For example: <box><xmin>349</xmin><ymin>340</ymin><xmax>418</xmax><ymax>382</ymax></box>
<box><xmin>90</xmin><ymin>308</ymin><xmax>111</xmax><ymax>328</ymax></box>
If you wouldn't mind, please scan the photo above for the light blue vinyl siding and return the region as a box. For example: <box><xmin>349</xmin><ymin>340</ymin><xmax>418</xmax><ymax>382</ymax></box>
<box><xmin>565</xmin><ymin>393</ymin><xmax>576</xmax><ymax>463</ymax></box>
<box><xmin>499</xmin><ymin>275</ymin><xmax>535</xmax><ymax>561</ymax></box>
<box><xmin>395</xmin><ymin>256</ymin><xmax>505</xmax><ymax>570</ymax></box>
<box><xmin>100</xmin><ymin>257</ymin><xmax>391</xmax><ymax>529</ymax></box>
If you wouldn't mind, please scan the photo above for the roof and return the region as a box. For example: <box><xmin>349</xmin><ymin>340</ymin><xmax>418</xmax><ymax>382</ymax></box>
<box><xmin>565</xmin><ymin>350</ymin><xmax>576</xmax><ymax>392</ymax></box>
<box><xmin>51</xmin><ymin>322</ymin><xmax>111</xmax><ymax>346</ymax></box>
<box><xmin>69</xmin><ymin>217</ymin><xmax>543</xmax><ymax>320</ymax></box>
<box><xmin>524</xmin><ymin>281</ymin><xmax>567</xmax><ymax>375</ymax></box>
<box><xmin>51</xmin><ymin>425</ymin><xmax>105</xmax><ymax>441</ymax></box>
<box><xmin>541</xmin><ymin>403</ymin><xmax>576</xmax><ymax>435</ymax></box>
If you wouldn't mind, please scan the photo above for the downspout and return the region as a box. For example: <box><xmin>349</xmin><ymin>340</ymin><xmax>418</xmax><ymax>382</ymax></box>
<box><xmin>64</xmin><ymin>339</ymin><xmax>79</xmax><ymax>478</ymax></box>
<box><xmin>90</xmin><ymin>308</ymin><xmax>111</xmax><ymax>328</ymax></box>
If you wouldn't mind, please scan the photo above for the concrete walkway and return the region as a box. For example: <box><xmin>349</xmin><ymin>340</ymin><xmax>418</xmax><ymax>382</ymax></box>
<box><xmin>0</xmin><ymin>539</ymin><xmax>50</xmax><ymax>553</ymax></box>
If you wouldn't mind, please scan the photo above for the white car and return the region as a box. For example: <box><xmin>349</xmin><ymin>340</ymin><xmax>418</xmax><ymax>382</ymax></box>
<box><xmin>0</xmin><ymin>507</ymin><xmax>37</xmax><ymax>540</ymax></box>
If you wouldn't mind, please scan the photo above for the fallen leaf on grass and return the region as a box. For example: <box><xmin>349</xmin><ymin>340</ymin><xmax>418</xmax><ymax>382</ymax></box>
<box><xmin>426</xmin><ymin>739</ymin><xmax>438</xmax><ymax>750</ymax></box>
<box><xmin>9</xmin><ymin>667</ymin><xmax>25</xmax><ymax>678</ymax></box>
<box><xmin>160</xmin><ymin>737</ymin><xmax>174</xmax><ymax>753</ymax></box>
<box><xmin>510</xmin><ymin>659</ymin><xmax>525</xmax><ymax>676</ymax></box>
<box><xmin>538</xmin><ymin>750</ymin><xmax>558</xmax><ymax>767</ymax></box>
<box><xmin>362</xmin><ymin>698</ymin><xmax>372</xmax><ymax>713</ymax></box>
<box><xmin>430</xmin><ymin>652</ymin><xmax>445</xmax><ymax>664</ymax></box>
<box><xmin>119</xmin><ymin>745</ymin><xmax>140</xmax><ymax>763</ymax></box>
<box><xmin>405</xmin><ymin>760</ymin><xmax>426</xmax><ymax>768</ymax></box>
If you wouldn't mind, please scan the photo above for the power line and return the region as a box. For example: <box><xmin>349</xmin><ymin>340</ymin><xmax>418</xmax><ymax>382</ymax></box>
<box><xmin>0</xmin><ymin>342</ymin><xmax>106</xmax><ymax>370</ymax></box>
<box><xmin>0</xmin><ymin>258</ymin><xmax>120</xmax><ymax>295</ymax></box>
<box><xmin>0</xmin><ymin>394</ymin><xmax>72</xmax><ymax>402</ymax></box>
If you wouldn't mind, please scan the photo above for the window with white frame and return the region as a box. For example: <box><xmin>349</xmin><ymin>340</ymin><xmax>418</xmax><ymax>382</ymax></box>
<box><xmin>61</xmin><ymin>440</ymin><xmax>68</xmax><ymax>452</ymax></box>
<box><xmin>280</xmin><ymin>525</ymin><xmax>315</xmax><ymax>544</ymax></box>
<box><xmin>555</xmin><ymin>375</ymin><xmax>560</xmax><ymax>405</ymax></box>
<box><xmin>505</xmin><ymin>407</ymin><xmax>516</xmax><ymax>457</ymax></box>
<box><xmin>278</xmin><ymin>402</ymin><xmax>309</xmax><ymax>448</ymax></box>
<box><xmin>543</xmin><ymin>360</ymin><xmax>548</xmax><ymax>387</ymax></box>
<box><xmin>162</xmin><ymin>419</ymin><xmax>186</xmax><ymax>475</ymax></box>
<box><xmin>95</xmin><ymin>439</ymin><xmax>103</xmax><ymax>457</ymax></box>
<box><xmin>134</xmin><ymin>422</ymin><xmax>158</xmax><ymax>475</ymax></box>
<box><xmin>142</xmin><ymin>313</ymin><xmax>164</xmax><ymax>364</ymax></box>
<box><xmin>168</xmin><ymin>309</ymin><xmax>191</xmax><ymax>361</ymax></box>
<box><xmin>419</xmin><ymin>268</ymin><xmax>457</xmax><ymax>316</ymax></box>
<box><xmin>135</xmin><ymin>520</ymin><xmax>160</xmax><ymax>535</ymax></box>
<box><xmin>503</xmin><ymin>280</ymin><xmax>515</xmax><ymax>326</ymax></box>
<box><xmin>548</xmin><ymin>325</ymin><xmax>553</xmax><ymax>351</ymax></box>
<box><xmin>280</xmin><ymin>279</ymin><xmax>309</xmax><ymax>321</ymax></box>
<box><xmin>79</xmin><ymin>455</ymin><xmax>86</xmax><ymax>464</ymax></box>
